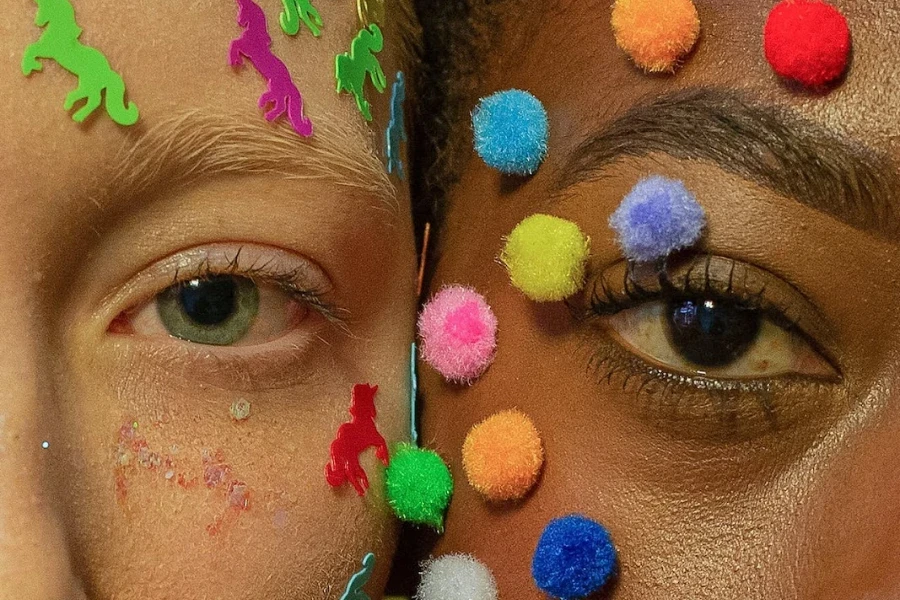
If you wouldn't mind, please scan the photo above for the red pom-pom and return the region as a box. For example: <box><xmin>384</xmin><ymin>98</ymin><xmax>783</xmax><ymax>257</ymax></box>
<box><xmin>764</xmin><ymin>0</ymin><xmax>851</xmax><ymax>88</ymax></box>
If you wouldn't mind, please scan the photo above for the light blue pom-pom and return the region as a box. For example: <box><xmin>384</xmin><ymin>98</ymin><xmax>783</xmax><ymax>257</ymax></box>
<box><xmin>608</xmin><ymin>175</ymin><xmax>706</xmax><ymax>263</ymax></box>
<box><xmin>472</xmin><ymin>89</ymin><xmax>548</xmax><ymax>175</ymax></box>
<box><xmin>532</xmin><ymin>515</ymin><xmax>617</xmax><ymax>600</ymax></box>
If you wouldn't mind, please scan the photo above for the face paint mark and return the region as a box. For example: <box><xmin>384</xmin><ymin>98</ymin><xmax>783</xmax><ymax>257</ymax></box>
<box><xmin>21</xmin><ymin>0</ymin><xmax>139</xmax><ymax>125</ymax></box>
<box><xmin>115</xmin><ymin>422</ymin><xmax>194</xmax><ymax>503</ymax></box>
<box><xmin>230</xmin><ymin>0</ymin><xmax>314</xmax><ymax>137</ymax></box>
<box><xmin>340</xmin><ymin>553</ymin><xmax>376</xmax><ymax>600</ymax></box>
<box><xmin>335</xmin><ymin>25</ymin><xmax>386</xmax><ymax>121</ymax></box>
<box><xmin>279</xmin><ymin>0</ymin><xmax>322</xmax><ymax>37</ymax></box>
<box><xmin>325</xmin><ymin>384</ymin><xmax>390</xmax><ymax>496</ymax></box>
<box><xmin>385</xmin><ymin>71</ymin><xmax>407</xmax><ymax>179</ymax></box>
<box><xmin>202</xmin><ymin>449</ymin><xmax>232</xmax><ymax>488</ymax></box>
<box><xmin>272</xmin><ymin>507</ymin><xmax>289</xmax><ymax>529</ymax></box>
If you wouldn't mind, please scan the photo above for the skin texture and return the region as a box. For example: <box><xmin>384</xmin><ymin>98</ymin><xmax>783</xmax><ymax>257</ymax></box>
<box><xmin>422</xmin><ymin>1</ymin><xmax>900</xmax><ymax>598</ymax></box>
<box><xmin>0</xmin><ymin>1</ymin><xmax>415</xmax><ymax>599</ymax></box>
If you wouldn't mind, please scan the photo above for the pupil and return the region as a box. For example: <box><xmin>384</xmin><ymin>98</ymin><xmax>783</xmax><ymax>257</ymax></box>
<box><xmin>667</xmin><ymin>298</ymin><xmax>761</xmax><ymax>367</ymax></box>
<box><xmin>178</xmin><ymin>276</ymin><xmax>238</xmax><ymax>326</ymax></box>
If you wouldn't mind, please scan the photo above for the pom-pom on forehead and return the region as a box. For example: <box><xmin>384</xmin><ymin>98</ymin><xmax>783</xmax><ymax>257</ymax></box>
<box><xmin>472</xmin><ymin>90</ymin><xmax>549</xmax><ymax>176</ymax></box>
<box><xmin>611</xmin><ymin>0</ymin><xmax>701</xmax><ymax>73</ymax></box>
<box><xmin>532</xmin><ymin>515</ymin><xmax>618</xmax><ymax>599</ymax></box>
<box><xmin>418</xmin><ymin>286</ymin><xmax>498</xmax><ymax>384</ymax></box>
<box><xmin>609</xmin><ymin>175</ymin><xmax>705</xmax><ymax>263</ymax></box>
<box><xmin>385</xmin><ymin>443</ymin><xmax>453</xmax><ymax>531</ymax></box>
<box><xmin>764</xmin><ymin>0</ymin><xmax>851</xmax><ymax>89</ymax></box>
<box><xmin>417</xmin><ymin>554</ymin><xmax>498</xmax><ymax>600</ymax></box>
<box><xmin>501</xmin><ymin>214</ymin><xmax>590</xmax><ymax>302</ymax></box>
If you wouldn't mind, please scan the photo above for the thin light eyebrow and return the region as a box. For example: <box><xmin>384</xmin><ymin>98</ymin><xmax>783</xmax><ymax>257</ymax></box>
<box><xmin>553</xmin><ymin>88</ymin><xmax>900</xmax><ymax>240</ymax></box>
<box><xmin>94</xmin><ymin>109</ymin><xmax>396</xmax><ymax>215</ymax></box>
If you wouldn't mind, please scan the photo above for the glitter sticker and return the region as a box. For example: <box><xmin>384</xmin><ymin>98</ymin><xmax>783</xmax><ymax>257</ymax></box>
<box><xmin>325</xmin><ymin>384</ymin><xmax>390</xmax><ymax>496</ymax></box>
<box><xmin>335</xmin><ymin>24</ymin><xmax>386</xmax><ymax>121</ymax></box>
<box><xmin>409</xmin><ymin>342</ymin><xmax>418</xmax><ymax>445</ymax></box>
<box><xmin>22</xmin><ymin>0</ymin><xmax>139</xmax><ymax>125</ymax></box>
<box><xmin>385</xmin><ymin>71</ymin><xmax>407</xmax><ymax>179</ymax></box>
<box><xmin>357</xmin><ymin>0</ymin><xmax>385</xmax><ymax>27</ymax></box>
<box><xmin>279</xmin><ymin>0</ymin><xmax>323</xmax><ymax>37</ymax></box>
<box><xmin>230</xmin><ymin>399</ymin><xmax>252</xmax><ymax>421</ymax></box>
<box><xmin>230</xmin><ymin>0</ymin><xmax>314</xmax><ymax>137</ymax></box>
<box><xmin>340</xmin><ymin>553</ymin><xmax>376</xmax><ymax>600</ymax></box>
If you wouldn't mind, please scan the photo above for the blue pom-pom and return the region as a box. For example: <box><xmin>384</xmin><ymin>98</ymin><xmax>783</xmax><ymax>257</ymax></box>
<box><xmin>472</xmin><ymin>89</ymin><xmax>549</xmax><ymax>175</ymax></box>
<box><xmin>608</xmin><ymin>175</ymin><xmax>706</xmax><ymax>263</ymax></box>
<box><xmin>531</xmin><ymin>514</ymin><xmax>617</xmax><ymax>600</ymax></box>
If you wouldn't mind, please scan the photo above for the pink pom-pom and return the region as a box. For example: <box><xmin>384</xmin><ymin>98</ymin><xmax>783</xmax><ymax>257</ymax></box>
<box><xmin>418</xmin><ymin>286</ymin><xmax>498</xmax><ymax>384</ymax></box>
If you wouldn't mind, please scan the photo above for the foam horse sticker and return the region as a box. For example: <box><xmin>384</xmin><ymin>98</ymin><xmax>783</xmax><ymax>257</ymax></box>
<box><xmin>279</xmin><ymin>0</ymin><xmax>322</xmax><ymax>37</ymax></box>
<box><xmin>335</xmin><ymin>24</ymin><xmax>386</xmax><ymax>122</ymax></box>
<box><xmin>21</xmin><ymin>0</ymin><xmax>139</xmax><ymax>126</ymax></box>
<box><xmin>325</xmin><ymin>384</ymin><xmax>389</xmax><ymax>496</ymax></box>
<box><xmin>385</xmin><ymin>71</ymin><xmax>407</xmax><ymax>179</ymax></box>
<box><xmin>339</xmin><ymin>553</ymin><xmax>376</xmax><ymax>600</ymax></box>
<box><xmin>230</xmin><ymin>0</ymin><xmax>313</xmax><ymax>137</ymax></box>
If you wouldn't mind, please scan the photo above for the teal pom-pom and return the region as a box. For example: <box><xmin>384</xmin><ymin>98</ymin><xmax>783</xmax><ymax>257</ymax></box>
<box><xmin>385</xmin><ymin>443</ymin><xmax>453</xmax><ymax>531</ymax></box>
<box><xmin>472</xmin><ymin>89</ymin><xmax>549</xmax><ymax>175</ymax></box>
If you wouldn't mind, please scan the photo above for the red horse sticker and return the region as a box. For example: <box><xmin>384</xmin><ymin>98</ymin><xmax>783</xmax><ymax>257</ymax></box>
<box><xmin>325</xmin><ymin>384</ymin><xmax>389</xmax><ymax>496</ymax></box>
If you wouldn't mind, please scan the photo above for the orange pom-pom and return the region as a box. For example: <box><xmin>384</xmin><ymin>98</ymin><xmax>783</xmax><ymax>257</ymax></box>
<box><xmin>611</xmin><ymin>0</ymin><xmax>700</xmax><ymax>73</ymax></box>
<box><xmin>462</xmin><ymin>409</ymin><xmax>544</xmax><ymax>502</ymax></box>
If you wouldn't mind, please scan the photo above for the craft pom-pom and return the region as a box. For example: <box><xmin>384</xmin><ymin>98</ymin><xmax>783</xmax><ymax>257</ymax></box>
<box><xmin>532</xmin><ymin>515</ymin><xmax>618</xmax><ymax>599</ymax></box>
<box><xmin>462</xmin><ymin>409</ymin><xmax>544</xmax><ymax>502</ymax></box>
<box><xmin>608</xmin><ymin>175</ymin><xmax>705</xmax><ymax>263</ymax></box>
<box><xmin>764</xmin><ymin>0</ymin><xmax>851</xmax><ymax>88</ymax></box>
<box><xmin>417</xmin><ymin>554</ymin><xmax>498</xmax><ymax>600</ymax></box>
<box><xmin>418</xmin><ymin>286</ymin><xmax>498</xmax><ymax>384</ymax></box>
<box><xmin>385</xmin><ymin>443</ymin><xmax>453</xmax><ymax>532</ymax></box>
<box><xmin>472</xmin><ymin>89</ymin><xmax>549</xmax><ymax>175</ymax></box>
<box><xmin>611</xmin><ymin>0</ymin><xmax>701</xmax><ymax>73</ymax></box>
<box><xmin>501</xmin><ymin>214</ymin><xmax>590</xmax><ymax>302</ymax></box>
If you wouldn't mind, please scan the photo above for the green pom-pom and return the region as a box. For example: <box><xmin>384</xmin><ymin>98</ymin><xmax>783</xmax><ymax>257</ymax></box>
<box><xmin>385</xmin><ymin>443</ymin><xmax>453</xmax><ymax>532</ymax></box>
<box><xmin>500</xmin><ymin>214</ymin><xmax>590</xmax><ymax>302</ymax></box>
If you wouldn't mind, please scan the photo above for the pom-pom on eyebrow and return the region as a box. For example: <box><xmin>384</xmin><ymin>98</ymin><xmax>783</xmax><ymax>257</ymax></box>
<box><xmin>500</xmin><ymin>214</ymin><xmax>590</xmax><ymax>302</ymax></box>
<box><xmin>472</xmin><ymin>90</ymin><xmax>549</xmax><ymax>175</ymax></box>
<box><xmin>462</xmin><ymin>409</ymin><xmax>544</xmax><ymax>503</ymax></box>
<box><xmin>418</xmin><ymin>286</ymin><xmax>498</xmax><ymax>384</ymax></box>
<box><xmin>417</xmin><ymin>554</ymin><xmax>499</xmax><ymax>600</ymax></box>
<box><xmin>532</xmin><ymin>515</ymin><xmax>618</xmax><ymax>599</ymax></box>
<box><xmin>385</xmin><ymin>443</ymin><xmax>453</xmax><ymax>532</ymax></box>
<box><xmin>611</xmin><ymin>0</ymin><xmax>701</xmax><ymax>73</ymax></box>
<box><xmin>608</xmin><ymin>175</ymin><xmax>706</xmax><ymax>263</ymax></box>
<box><xmin>764</xmin><ymin>0</ymin><xmax>851</xmax><ymax>89</ymax></box>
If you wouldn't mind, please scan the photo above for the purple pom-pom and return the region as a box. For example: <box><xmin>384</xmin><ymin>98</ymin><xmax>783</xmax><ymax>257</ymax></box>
<box><xmin>609</xmin><ymin>175</ymin><xmax>706</xmax><ymax>263</ymax></box>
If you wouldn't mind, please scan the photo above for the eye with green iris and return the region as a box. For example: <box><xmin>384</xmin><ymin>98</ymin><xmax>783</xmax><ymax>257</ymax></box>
<box><xmin>156</xmin><ymin>275</ymin><xmax>260</xmax><ymax>346</ymax></box>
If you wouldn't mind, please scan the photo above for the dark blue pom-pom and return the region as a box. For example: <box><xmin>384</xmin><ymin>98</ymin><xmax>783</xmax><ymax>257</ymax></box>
<box><xmin>531</xmin><ymin>514</ymin><xmax>617</xmax><ymax>599</ymax></box>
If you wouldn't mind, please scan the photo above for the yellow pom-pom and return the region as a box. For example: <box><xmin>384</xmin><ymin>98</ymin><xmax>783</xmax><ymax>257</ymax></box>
<box><xmin>462</xmin><ymin>409</ymin><xmax>544</xmax><ymax>502</ymax></box>
<box><xmin>500</xmin><ymin>214</ymin><xmax>590</xmax><ymax>302</ymax></box>
<box><xmin>611</xmin><ymin>0</ymin><xmax>701</xmax><ymax>73</ymax></box>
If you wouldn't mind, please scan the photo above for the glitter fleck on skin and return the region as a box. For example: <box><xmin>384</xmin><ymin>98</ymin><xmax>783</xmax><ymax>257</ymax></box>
<box><xmin>230</xmin><ymin>399</ymin><xmax>252</xmax><ymax>421</ymax></box>
<box><xmin>41</xmin><ymin>441</ymin><xmax>50</xmax><ymax>449</ymax></box>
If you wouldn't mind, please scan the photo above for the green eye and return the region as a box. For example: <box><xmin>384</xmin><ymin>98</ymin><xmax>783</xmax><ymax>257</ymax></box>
<box><xmin>157</xmin><ymin>275</ymin><xmax>260</xmax><ymax>346</ymax></box>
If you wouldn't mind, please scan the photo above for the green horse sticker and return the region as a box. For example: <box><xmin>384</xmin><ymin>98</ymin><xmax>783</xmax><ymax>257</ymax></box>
<box><xmin>335</xmin><ymin>24</ymin><xmax>386</xmax><ymax>122</ymax></box>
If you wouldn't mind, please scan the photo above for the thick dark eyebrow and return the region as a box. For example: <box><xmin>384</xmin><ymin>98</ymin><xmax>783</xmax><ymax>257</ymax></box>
<box><xmin>554</xmin><ymin>88</ymin><xmax>900</xmax><ymax>240</ymax></box>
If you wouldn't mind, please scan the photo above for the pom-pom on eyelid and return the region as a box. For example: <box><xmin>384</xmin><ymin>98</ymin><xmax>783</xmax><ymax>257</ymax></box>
<box><xmin>611</xmin><ymin>0</ymin><xmax>701</xmax><ymax>73</ymax></box>
<box><xmin>472</xmin><ymin>90</ymin><xmax>549</xmax><ymax>176</ymax></box>
<box><xmin>532</xmin><ymin>515</ymin><xmax>618</xmax><ymax>599</ymax></box>
<box><xmin>764</xmin><ymin>0</ymin><xmax>851</xmax><ymax>89</ymax></box>
<box><xmin>608</xmin><ymin>175</ymin><xmax>706</xmax><ymax>263</ymax></box>
<box><xmin>417</xmin><ymin>554</ymin><xmax>499</xmax><ymax>600</ymax></box>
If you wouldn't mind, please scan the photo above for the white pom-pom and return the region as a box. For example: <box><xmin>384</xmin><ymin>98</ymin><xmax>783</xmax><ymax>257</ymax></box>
<box><xmin>417</xmin><ymin>554</ymin><xmax>498</xmax><ymax>600</ymax></box>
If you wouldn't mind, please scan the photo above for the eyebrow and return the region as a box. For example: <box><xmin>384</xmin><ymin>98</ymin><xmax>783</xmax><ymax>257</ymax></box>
<box><xmin>554</xmin><ymin>88</ymin><xmax>900</xmax><ymax>240</ymax></box>
<box><xmin>94</xmin><ymin>109</ymin><xmax>396</xmax><ymax>215</ymax></box>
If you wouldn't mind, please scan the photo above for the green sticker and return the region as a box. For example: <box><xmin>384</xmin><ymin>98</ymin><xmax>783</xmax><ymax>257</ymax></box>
<box><xmin>335</xmin><ymin>24</ymin><xmax>386</xmax><ymax>121</ymax></box>
<box><xmin>279</xmin><ymin>0</ymin><xmax>322</xmax><ymax>37</ymax></box>
<box><xmin>22</xmin><ymin>0</ymin><xmax>139</xmax><ymax>126</ymax></box>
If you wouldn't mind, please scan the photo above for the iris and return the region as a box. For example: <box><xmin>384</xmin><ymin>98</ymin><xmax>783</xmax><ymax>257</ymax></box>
<box><xmin>667</xmin><ymin>298</ymin><xmax>761</xmax><ymax>367</ymax></box>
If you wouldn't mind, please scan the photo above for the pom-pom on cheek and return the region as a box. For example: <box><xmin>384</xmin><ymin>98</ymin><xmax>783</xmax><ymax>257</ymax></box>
<box><xmin>384</xmin><ymin>443</ymin><xmax>453</xmax><ymax>531</ymax></box>
<box><xmin>532</xmin><ymin>515</ymin><xmax>618</xmax><ymax>599</ymax></box>
<box><xmin>472</xmin><ymin>90</ymin><xmax>549</xmax><ymax>175</ymax></box>
<box><xmin>611</xmin><ymin>0</ymin><xmax>701</xmax><ymax>73</ymax></box>
<box><xmin>764</xmin><ymin>0</ymin><xmax>851</xmax><ymax>89</ymax></box>
<box><xmin>501</xmin><ymin>214</ymin><xmax>591</xmax><ymax>302</ymax></box>
<box><xmin>462</xmin><ymin>409</ymin><xmax>544</xmax><ymax>502</ymax></box>
<box><xmin>418</xmin><ymin>286</ymin><xmax>498</xmax><ymax>384</ymax></box>
<box><xmin>417</xmin><ymin>554</ymin><xmax>498</xmax><ymax>600</ymax></box>
<box><xmin>608</xmin><ymin>175</ymin><xmax>706</xmax><ymax>263</ymax></box>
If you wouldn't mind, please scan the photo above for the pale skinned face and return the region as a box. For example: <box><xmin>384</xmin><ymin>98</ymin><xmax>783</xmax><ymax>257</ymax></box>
<box><xmin>423</xmin><ymin>1</ymin><xmax>900</xmax><ymax>598</ymax></box>
<box><xmin>0</xmin><ymin>1</ymin><xmax>415</xmax><ymax>599</ymax></box>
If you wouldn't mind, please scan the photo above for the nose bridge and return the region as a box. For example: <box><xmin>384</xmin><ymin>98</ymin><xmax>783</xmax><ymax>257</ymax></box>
<box><xmin>0</xmin><ymin>287</ymin><xmax>76</xmax><ymax>600</ymax></box>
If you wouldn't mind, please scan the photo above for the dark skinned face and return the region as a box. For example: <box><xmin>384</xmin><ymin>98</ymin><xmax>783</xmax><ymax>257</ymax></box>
<box><xmin>421</xmin><ymin>1</ymin><xmax>900</xmax><ymax>598</ymax></box>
